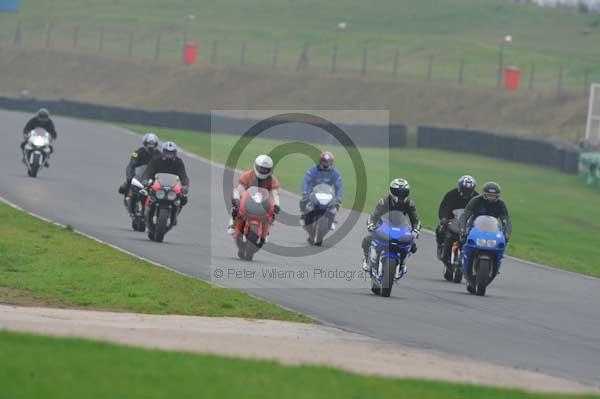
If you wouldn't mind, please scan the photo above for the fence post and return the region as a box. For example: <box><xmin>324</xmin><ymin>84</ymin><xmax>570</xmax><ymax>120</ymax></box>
<box><xmin>584</xmin><ymin>68</ymin><xmax>590</xmax><ymax>97</ymax></box>
<box><xmin>98</xmin><ymin>26</ymin><xmax>104</xmax><ymax>53</ymax></box>
<box><xmin>331</xmin><ymin>44</ymin><xmax>338</xmax><ymax>74</ymax></box>
<box><xmin>557</xmin><ymin>65</ymin><xmax>564</xmax><ymax>98</ymax></box>
<box><xmin>458</xmin><ymin>58</ymin><xmax>465</xmax><ymax>85</ymax></box>
<box><xmin>240</xmin><ymin>42</ymin><xmax>247</xmax><ymax>66</ymax></box>
<box><xmin>296</xmin><ymin>42</ymin><xmax>309</xmax><ymax>71</ymax></box>
<box><xmin>361</xmin><ymin>47</ymin><xmax>368</xmax><ymax>77</ymax></box>
<box><xmin>528</xmin><ymin>63</ymin><xmax>535</xmax><ymax>90</ymax></box>
<box><xmin>72</xmin><ymin>25</ymin><xmax>80</xmax><ymax>48</ymax></box>
<box><xmin>45</xmin><ymin>20</ymin><xmax>54</xmax><ymax>48</ymax></box>
<box><xmin>154</xmin><ymin>32</ymin><xmax>161</xmax><ymax>62</ymax></box>
<box><xmin>128</xmin><ymin>31</ymin><xmax>134</xmax><ymax>57</ymax></box>
<box><xmin>426</xmin><ymin>55</ymin><xmax>434</xmax><ymax>81</ymax></box>
<box><xmin>13</xmin><ymin>20</ymin><xmax>22</xmax><ymax>46</ymax></box>
<box><xmin>272</xmin><ymin>41</ymin><xmax>279</xmax><ymax>69</ymax></box>
<box><xmin>392</xmin><ymin>48</ymin><xmax>399</xmax><ymax>78</ymax></box>
<box><xmin>211</xmin><ymin>40</ymin><xmax>218</xmax><ymax>65</ymax></box>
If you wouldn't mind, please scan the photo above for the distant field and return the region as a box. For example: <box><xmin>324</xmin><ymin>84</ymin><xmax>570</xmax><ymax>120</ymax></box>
<box><xmin>126</xmin><ymin>124</ymin><xmax>600</xmax><ymax>276</ymax></box>
<box><xmin>1</xmin><ymin>0</ymin><xmax>600</xmax><ymax>89</ymax></box>
<box><xmin>1</xmin><ymin>331</ymin><xmax>597</xmax><ymax>399</ymax></box>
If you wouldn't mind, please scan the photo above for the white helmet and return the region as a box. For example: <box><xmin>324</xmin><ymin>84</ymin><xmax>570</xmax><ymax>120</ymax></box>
<box><xmin>142</xmin><ymin>133</ymin><xmax>159</xmax><ymax>151</ymax></box>
<box><xmin>254</xmin><ymin>155</ymin><xmax>274</xmax><ymax>179</ymax></box>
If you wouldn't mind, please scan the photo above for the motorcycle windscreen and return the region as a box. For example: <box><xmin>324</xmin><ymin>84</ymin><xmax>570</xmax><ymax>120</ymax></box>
<box><xmin>154</xmin><ymin>173</ymin><xmax>179</xmax><ymax>188</ymax></box>
<box><xmin>447</xmin><ymin>208</ymin><xmax>465</xmax><ymax>234</ymax></box>
<box><xmin>472</xmin><ymin>216</ymin><xmax>501</xmax><ymax>234</ymax></box>
<box><xmin>375</xmin><ymin>211</ymin><xmax>413</xmax><ymax>242</ymax></box>
<box><xmin>134</xmin><ymin>165</ymin><xmax>147</xmax><ymax>180</ymax></box>
<box><xmin>311</xmin><ymin>183</ymin><xmax>335</xmax><ymax>206</ymax></box>
<box><xmin>243</xmin><ymin>187</ymin><xmax>272</xmax><ymax>217</ymax></box>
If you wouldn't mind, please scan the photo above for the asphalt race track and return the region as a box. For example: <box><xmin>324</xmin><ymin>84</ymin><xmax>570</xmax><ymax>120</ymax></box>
<box><xmin>1</xmin><ymin>110</ymin><xmax>599</xmax><ymax>386</ymax></box>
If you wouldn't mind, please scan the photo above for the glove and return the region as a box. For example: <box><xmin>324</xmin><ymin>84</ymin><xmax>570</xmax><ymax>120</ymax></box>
<box><xmin>367</xmin><ymin>223</ymin><xmax>377</xmax><ymax>232</ymax></box>
<box><xmin>182</xmin><ymin>186</ymin><xmax>189</xmax><ymax>196</ymax></box>
<box><xmin>139</xmin><ymin>188</ymin><xmax>148</xmax><ymax>197</ymax></box>
<box><xmin>274</xmin><ymin>205</ymin><xmax>281</xmax><ymax>214</ymax></box>
<box><xmin>335</xmin><ymin>199</ymin><xmax>342</xmax><ymax>210</ymax></box>
<box><xmin>440</xmin><ymin>217</ymin><xmax>449</xmax><ymax>226</ymax></box>
<box><xmin>231</xmin><ymin>198</ymin><xmax>240</xmax><ymax>209</ymax></box>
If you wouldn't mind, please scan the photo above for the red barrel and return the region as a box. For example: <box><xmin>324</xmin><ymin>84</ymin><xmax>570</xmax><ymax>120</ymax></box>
<box><xmin>183</xmin><ymin>43</ymin><xmax>198</xmax><ymax>65</ymax></box>
<box><xmin>504</xmin><ymin>66</ymin><xmax>520</xmax><ymax>91</ymax></box>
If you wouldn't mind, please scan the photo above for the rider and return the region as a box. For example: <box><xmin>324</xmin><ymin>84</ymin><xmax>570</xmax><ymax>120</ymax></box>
<box><xmin>142</xmin><ymin>141</ymin><xmax>190</xmax><ymax>211</ymax></box>
<box><xmin>118</xmin><ymin>133</ymin><xmax>161</xmax><ymax>196</ymax></box>
<box><xmin>300</xmin><ymin>151</ymin><xmax>344</xmax><ymax>230</ymax></box>
<box><xmin>227</xmin><ymin>154</ymin><xmax>281</xmax><ymax>235</ymax></box>
<box><xmin>436</xmin><ymin>175</ymin><xmax>478</xmax><ymax>262</ymax></box>
<box><xmin>22</xmin><ymin>108</ymin><xmax>57</xmax><ymax>166</ymax></box>
<box><xmin>361</xmin><ymin>178</ymin><xmax>421</xmax><ymax>275</ymax></box>
<box><xmin>459</xmin><ymin>181</ymin><xmax>512</xmax><ymax>244</ymax></box>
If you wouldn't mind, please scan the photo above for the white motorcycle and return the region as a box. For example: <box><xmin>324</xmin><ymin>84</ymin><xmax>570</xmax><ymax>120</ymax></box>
<box><xmin>23</xmin><ymin>128</ymin><xmax>52</xmax><ymax>178</ymax></box>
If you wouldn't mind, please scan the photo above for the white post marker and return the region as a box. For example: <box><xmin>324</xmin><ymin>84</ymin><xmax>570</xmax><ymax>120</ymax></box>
<box><xmin>585</xmin><ymin>83</ymin><xmax>600</xmax><ymax>144</ymax></box>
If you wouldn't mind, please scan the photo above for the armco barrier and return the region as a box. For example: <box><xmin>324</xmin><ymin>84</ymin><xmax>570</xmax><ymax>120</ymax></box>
<box><xmin>417</xmin><ymin>126</ymin><xmax>580</xmax><ymax>174</ymax></box>
<box><xmin>0</xmin><ymin>97</ymin><xmax>407</xmax><ymax>148</ymax></box>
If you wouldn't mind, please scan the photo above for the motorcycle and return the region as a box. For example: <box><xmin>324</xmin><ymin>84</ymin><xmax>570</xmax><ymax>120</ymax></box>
<box><xmin>144</xmin><ymin>173</ymin><xmax>183</xmax><ymax>242</ymax></box>
<box><xmin>302</xmin><ymin>183</ymin><xmax>338</xmax><ymax>246</ymax></box>
<box><xmin>442</xmin><ymin>209</ymin><xmax>464</xmax><ymax>283</ymax></box>
<box><xmin>23</xmin><ymin>128</ymin><xmax>51</xmax><ymax>178</ymax></box>
<box><xmin>235</xmin><ymin>186</ymin><xmax>275</xmax><ymax>261</ymax></box>
<box><xmin>368</xmin><ymin>211</ymin><xmax>416</xmax><ymax>298</ymax></box>
<box><xmin>461</xmin><ymin>216</ymin><xmax>507</xmax><ymax>296</ymax></box>
<box><xmin>123</xmin><ymin>166</ymin><xmax>147</xmax><ymax>232</ymax></box>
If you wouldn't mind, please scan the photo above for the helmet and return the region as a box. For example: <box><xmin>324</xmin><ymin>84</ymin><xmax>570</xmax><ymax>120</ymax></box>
<box><xmin>254</xmin><ymin>155</ymin><xmax>274</xmax><ymax>179</ymax></box>
<box><xmin>389</xmin><ymin>178</ymin><xmax>410</xmax><ymax>204</ymax></box>
<box><xmin>482</xmin><ymin>182</ymin><xmax>501</xmax><ymax>202</ymax></box>
<box><xmin>319</xmin><ymin>151</ymin><xmax>335</xmax><ymax>170</ymax></box>
<box><xmin>161</xmin><ymin>141</ymin><xmax>178</xmax><ymax>160</ymax></box>
<box><xmin>143</xmin><ymin>133</ymin><xmax>159</xmax><ymax>152</ymax></box>
<box><xmin>37</xmin><ymin>108</ymin><xmax>50</xmax><ymax>121</ymax></box>
<box><xmin>458</xmin><ymin>175</ymin><xmax>477</xmax><ymax>197</ymax></box>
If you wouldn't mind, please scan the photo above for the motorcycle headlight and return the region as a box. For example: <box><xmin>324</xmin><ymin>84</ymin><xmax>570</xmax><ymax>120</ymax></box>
<box><xmin>167</xmin><ymin>191</ymin><xmax>177</xmax><ymax>201</ymax></box>
<box><xmin>476</xmin><ymin>238</ymin><xmax>497</xmax><ymax>248</ymax></box>
<box><xmin>155</xmin><ymin>190</ymin><xmax>166</xmax><ymax>200</ymax></box>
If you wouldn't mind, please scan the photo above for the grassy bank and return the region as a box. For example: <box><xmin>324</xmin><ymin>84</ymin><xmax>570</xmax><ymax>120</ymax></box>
<box><xmin>0</xmin><ymin>331</ymin><xmax>596</xmax><ymax>399</ymax></box>
<box><xmin>127</xmin><ymin>125</ymin><xmax>600</xmax><ymax>276</ymax></box>
<box><xmin>0</xmin><ymin>201</ymin><xmax>309</xmax><ymax>322</ymax></box>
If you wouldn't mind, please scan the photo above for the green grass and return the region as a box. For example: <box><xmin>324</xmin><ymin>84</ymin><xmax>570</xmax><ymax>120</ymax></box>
<box><xmin>0</xmin><ymin>330</ymin><xmax>597</xmax><ymax>399</ymax></box>
<box><xmin>1</xmin><ymin>0</ymin><xmax>600</xmax><ymax>89</ymax></box>
<box><xmin>0</xmin><ymin>201</ymin><xmax>310</xmax><ymax>322</ymax></box>
<box><xmin>126</xmin><ymin>124</ymin><xmax>600</xmax><ymax>276</ymax></box>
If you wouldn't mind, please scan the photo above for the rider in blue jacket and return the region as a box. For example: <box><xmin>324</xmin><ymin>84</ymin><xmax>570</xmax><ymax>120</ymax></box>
<box><xmin>300</xmin><ymin>152</ymin><xmax>344</xmax><ymax>228</ymax></box>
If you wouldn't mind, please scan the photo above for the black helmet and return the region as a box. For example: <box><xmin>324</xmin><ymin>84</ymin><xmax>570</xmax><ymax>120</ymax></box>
<box><xmin>389</xmin><ymin>178</ymin><xmax>410</xmax><ymax>204</ymax></box>
<box><xmin>482</xmin><ymin>182</ymin><xmax>501</xmax><ymax>202</ymax></box>
<box><xmin>458</xmin><ymin>175</ymin><xmax>477</xmax><ymax>197</ymax></box>
<box><xmin>37</xmin><ymin>108</ymin><xmax>50</xmax><ymax>121</ymax></box>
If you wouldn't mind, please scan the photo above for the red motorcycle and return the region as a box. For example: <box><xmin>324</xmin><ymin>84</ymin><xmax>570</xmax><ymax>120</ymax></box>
<box><xmin>144</xmin><ymin>173</ymin><xmax>183</xmax><ymax>242</ymax></box>
<box><xmin>234</xmin><ymin>186</ymin><xmax>275</xmax><ymax>261</ymax></box>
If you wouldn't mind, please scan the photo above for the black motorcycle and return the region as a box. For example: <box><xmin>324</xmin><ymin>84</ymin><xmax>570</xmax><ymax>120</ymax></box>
<box><xmin>442</xmin><ymin>209</ymin><xmax>464</xmax><ymax>283</ymax></box>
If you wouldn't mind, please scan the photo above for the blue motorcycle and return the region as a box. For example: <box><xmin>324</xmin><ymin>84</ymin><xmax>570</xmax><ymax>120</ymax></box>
<box><xmin>368</xmin><ymin>211</ymin><xmax>416</xmax><ymax>298</ymax></box>
<box><xmin>302</xmin><ymin>183</ymin><xmax>338</xmax><ymax>246</ymax></box>
<box><xmin>461</xmin><ymin>216</ymin><xmax>507</xmax><ymax>296</ymax></box>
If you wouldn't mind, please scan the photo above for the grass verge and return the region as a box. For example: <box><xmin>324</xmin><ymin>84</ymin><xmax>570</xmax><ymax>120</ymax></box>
<box><xmin>0</xmin><ymin>330</ymin><xmax>596</xmax><ymax>399</ymax></box>
<box><xmin>0</xmin><ymin>201</ymin><xmax>310</xmax><ymax>322</ymax></box>
<box><xmin>125</xmin><ymin>124</ymin><xmax>600</xmax><ymax>277</ymax></box>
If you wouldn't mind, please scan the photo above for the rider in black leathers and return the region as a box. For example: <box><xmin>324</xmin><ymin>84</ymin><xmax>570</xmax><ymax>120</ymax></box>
<box><xmin>142</xmin><ymin>141</ymin><xmax>190</xmax><ymax>209</ymax></box>
<box><xmin>22</xmin><ymin>108</ymin><xmax>57</xmax><ymax>166</ymax></box>
<box><xmin>118</xmin><ymin>133</ymin><xmax>161</xmax><ymax>195</ymax></box>
<box><xmin>361</xmin><ymin>178</ymin><xmax>421</xmax><ymax>272</ymax></box>
<box><xmin>459</xmin><ymin>182</ymin><xmax>512</xmax><ymax>244</ymax></box>
<box><xmin>436</xmin><ymin>175</ymin><xmax>478</xmax><ymax>263</ymax></box>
